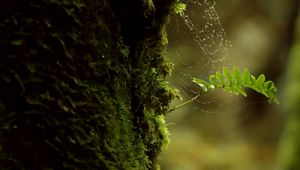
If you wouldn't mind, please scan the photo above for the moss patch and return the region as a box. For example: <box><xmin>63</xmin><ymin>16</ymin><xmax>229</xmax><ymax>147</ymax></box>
<box><xmin>0</xmin><ymin>0</ymin><xmax>181</xmax><ymax>169</ymax></box>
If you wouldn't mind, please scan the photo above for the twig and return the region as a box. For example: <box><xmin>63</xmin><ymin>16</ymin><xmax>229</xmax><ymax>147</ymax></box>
<box><xmin>167</xmin><ymin>93</ymin><xmax>201</xmax><ymax>113</ymax></box>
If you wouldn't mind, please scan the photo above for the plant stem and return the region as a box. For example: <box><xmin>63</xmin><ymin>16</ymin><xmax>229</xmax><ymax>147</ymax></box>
<box><xmin>167</xmin><ymin>93</ymin><xmax>201</xmax><ymax>113</ymax></box>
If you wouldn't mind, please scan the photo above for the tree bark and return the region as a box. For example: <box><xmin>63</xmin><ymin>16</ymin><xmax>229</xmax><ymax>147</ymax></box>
<box><xmin>0</xmin><ymin>0</ymin><xmax>178</xmax><ymax>169</ymax></box>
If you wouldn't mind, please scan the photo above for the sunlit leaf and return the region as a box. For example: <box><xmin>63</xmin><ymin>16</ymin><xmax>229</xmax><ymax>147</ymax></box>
<box><xmin>215</xmin><ymin>71</ymin><xmax>224</xmax><ymax>87</ymax></box>
<box><xmin>242</xmin><ymin>68</ymin><xmax>251</xmax><ymax>86</ymax></box>
<box><xmin>223</xmin><ymin>67</ymin><xmax>232</xmax><ymax>86</ymax></box>
<box><xmin>192</xmin><ymin>67</ymin><xmax>279</xmax><ymax>104</ymax></box>
<box><xmin>232</xmin><ymin>67</ymin><xmax>241</xmax><ymax>85</ymax></box>
<box><xmin>192</xmin><ymin>78</ymin><xmax>209</xmax><ymax>92</ymax></box>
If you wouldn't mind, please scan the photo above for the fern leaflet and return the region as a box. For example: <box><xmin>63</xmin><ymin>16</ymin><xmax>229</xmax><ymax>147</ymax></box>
<box><xmin>192</xmin><ymin>67</ymin><xmax>279</xmax><ymax>104</ymax></box>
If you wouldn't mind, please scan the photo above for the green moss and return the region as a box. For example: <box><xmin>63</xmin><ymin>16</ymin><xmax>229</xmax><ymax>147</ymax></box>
<box><xmin>144</xmin><ymin>0</ymin><xmax>156</xmax><ymax>17</ymax></box>
<box><xmin>173</xmin><ymin>2</ymin><xmax>186</xmax><ymax>16</ymax></box>
<box><xmin>155</xmin><ymin>115</ymin><xmax>171</xmax><ymax>149</ymax></box>
<box><xmin>0</xmin><ymin>0</ymin><xmax>182</xmax><ymax>169</ymax></box>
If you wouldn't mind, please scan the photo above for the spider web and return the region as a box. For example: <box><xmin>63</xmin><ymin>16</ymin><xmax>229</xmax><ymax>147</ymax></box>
<box><xmin>167</xmin><ymin>0</ymin><xmax>233</xmax><ymax>114</ymax></box>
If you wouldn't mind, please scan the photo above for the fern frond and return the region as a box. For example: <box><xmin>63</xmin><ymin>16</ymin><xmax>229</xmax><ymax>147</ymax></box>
<box><xmin>192</xmin><ymin>67</ymin><xmax>279</xmax><ymax>104</ymax></box>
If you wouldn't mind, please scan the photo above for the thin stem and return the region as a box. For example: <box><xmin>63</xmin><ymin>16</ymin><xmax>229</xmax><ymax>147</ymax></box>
<box><xmin>167</xmin><ymin>93</ymin><xmax>202</xmax><ymax>113</ymax></box>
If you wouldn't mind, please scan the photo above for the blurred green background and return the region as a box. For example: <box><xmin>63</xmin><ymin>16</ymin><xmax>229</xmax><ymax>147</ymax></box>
<box><xmin>160</xmin><ymin>0</ymin><xmax>300</xmax><ymax>169</ymax></box>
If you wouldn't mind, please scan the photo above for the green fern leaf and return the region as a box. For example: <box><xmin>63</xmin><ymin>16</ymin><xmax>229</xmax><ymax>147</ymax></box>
<box><xmin>233</xmin><ymin>67</ymin><xmax>241</xmax><ymax>85</ymax></box>
<box><xmin>192</xmin><ymin>67</ymin><xmax>279</xmax><ymax>104</ymax></box>
<box><xmin>223</xmin><ymin>67</ymin><xmax>232</xmax><ymax>86</ymax></box>
<box><xmin>209</xmin><ymin>75</ymin><xmax>217</xmax><ymax>86</ymax></box>
<box><xmin>215</xmin><ymin>71</ymin><xmax>224</xmax><ymax>87</ymax></box>
<box><xmin>241</xmin><ymin>68</ymin><xmax>251</xmax><ymax>86</ymax></box>
<box><xmin>192</xmin><ymin>78</ymin><xmax>209</xmax><ymax>92</ymax></box>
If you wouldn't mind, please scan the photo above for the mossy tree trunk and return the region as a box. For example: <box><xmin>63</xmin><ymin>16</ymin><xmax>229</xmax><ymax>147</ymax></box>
<box><xmin>0</xmin><ymin>0</ymin><xmax>178</xmax><ymax>169</ymax></box>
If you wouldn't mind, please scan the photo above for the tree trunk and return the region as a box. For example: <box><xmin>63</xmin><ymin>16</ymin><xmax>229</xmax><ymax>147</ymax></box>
<box><xmin>0</xmin><ymin>0</ymin><xmax>178</xmax><ymax>169</ymax></box>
